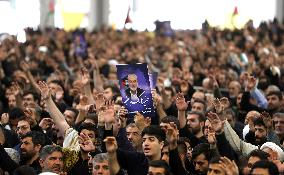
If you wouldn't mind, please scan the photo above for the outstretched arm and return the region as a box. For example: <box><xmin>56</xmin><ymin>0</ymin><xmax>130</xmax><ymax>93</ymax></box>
<box><xmin>176</xmin><ymin>93</ymin><xmax>188</xmax><ymax>129</ymax></box>
<box><xmin>81</xmin><ymin>67</ymin><xmax>95</xmax><ymax>104</ymax></box>
<box><xmin>207</xmin><ymin>111</ymin><xmax>257</xmax><ymax>156</ymax></box>
<box><xmin>104</xmin><ymin>137</ymin><xmax>121</xmax><ymax>175</ymax></box>
<box><xmin>165</xmin><ymin>122</ymin><xmax>190</xmax><ymax>175</ymax></box>
<box><xmin>20</xmin><ymin>61</ymin><xmax>40</xmax><ymax>93</ymax></box>
<box><xmin>0</xmin><ymin>126</ymin><xmax>19</xmax><ymax>173</ymax></box>
<box><xmin>10</xmin><ymin>82</ymin><xmax>23</xmax><ymax>109</ymax></box>
<box><xmin>246</xmin><ymin>76</ymin><xmax>267</xmax><ymax>109</ymax></box>
<box><xmin>38</xmin><ymin>81</ymin><xmax>70</xmax><ymax>136</ymax></box>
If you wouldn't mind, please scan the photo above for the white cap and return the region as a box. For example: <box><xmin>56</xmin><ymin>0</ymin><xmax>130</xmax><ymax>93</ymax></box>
<box><xmin>39</xmin><ymin>172</ymin><xmax>58</xmax><ymax>175</ymax></box>
<box><xmin>260</xmin><ymin>142</ymin><xmax>284</xmax><ymax>161</ymax></box>
<box><xmin>108</xmin><ymin>59</ymin><xmax>119</xmax><ymax>66</ymax></box>
<box><xmin>242</xmin><ymin>124</ymin><xmax>250</xmax><ymax>140</ymax></box>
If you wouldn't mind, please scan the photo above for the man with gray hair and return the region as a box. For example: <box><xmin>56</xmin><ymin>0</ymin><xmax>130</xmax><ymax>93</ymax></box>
<box><xmin>39</xmin><ymin>145</ymin><xmax>64</xmax><ymax>174</ymax></box>
<box><xmin>126</xmin><ymin>123</ymin><xmax>142</xmax><ymax>152</ymax></box>
<box><xmin>125</xmin><ymin>74</ymin><xmax>145</xmax><ymax>101</ymax></box>
<box><xmin>92</xmin><ymin>153</ymin><xmax>110</xmax><ymax>175</ymax></box>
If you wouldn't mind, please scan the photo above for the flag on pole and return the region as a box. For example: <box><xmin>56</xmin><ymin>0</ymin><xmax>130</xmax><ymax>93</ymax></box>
<box><xmin>124</xmin><ymin>6</ymin><xmax>132</xmax><ymax>26</ymax></box>
<box><xmin>231</xmin><ymin>6</ymin><xmax>239</xmax><ymax>29</ymax></box>
<box><xmin>233</xmin><ymin>6</ymin><xmax>238</xmax><ymax>16</ymax></box>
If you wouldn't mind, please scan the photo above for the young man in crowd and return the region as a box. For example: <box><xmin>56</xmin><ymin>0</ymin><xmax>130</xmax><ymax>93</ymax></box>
<box><xmin>104</xmin><ymin>125</ymin><xmax>165</xmax><ymax>175</ymax></box>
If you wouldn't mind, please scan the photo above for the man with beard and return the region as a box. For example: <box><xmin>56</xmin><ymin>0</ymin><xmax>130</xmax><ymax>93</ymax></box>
<box><xmin>0</xmin><ymin>131</ymin><xmax>46</xmax><ymax>174</ymax></box>
<box><xmin>176</xmin><ymin>94</ymin><xmax>207</xmax><ymax>148</ymax></box>
<box><xmin>19</xmin><ymin>131</ymin><xmax>46</xmax><ymax>173</ymax></box>
<box><xmin>180</xmin><ymin>111</ymin><xmax>207</xmax><ymax>148</ymax></box>
<box><xmin>245</xmin><ymin>117</ymin><xmax>268</xmax><ymax>146</ymax></box>
<box><xmin>191</xmin><ymin>143</ymin><xmax>218</xmax><ymax>175</ymax></box>
<box><xmin>245</xmin><ymin>115</ymin><xmax>281</xmax><ymax>147</ymax></box>
<box><xmin>266</xmin><ymin>91</ymin><xmax>282</xmax><ymax>115</ymax></box>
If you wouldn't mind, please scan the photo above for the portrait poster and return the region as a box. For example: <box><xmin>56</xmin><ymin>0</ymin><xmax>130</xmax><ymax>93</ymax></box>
<box><xmin>116</xmin><ymin>63</ymin><xmax>155</xmax><ymax>117</ymax></box>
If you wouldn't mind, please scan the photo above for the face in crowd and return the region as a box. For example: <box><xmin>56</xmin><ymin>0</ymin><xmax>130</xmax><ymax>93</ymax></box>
<box><xmin>126</xmin><ymin>125</ymin><xmax>142</xmax><ymax>151</ymax></box>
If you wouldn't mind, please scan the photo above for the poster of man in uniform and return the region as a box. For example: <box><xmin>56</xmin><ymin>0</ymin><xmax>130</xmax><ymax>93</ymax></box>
<box><xmin>116</xmin><ymin>63</ymin><xmax>155</xmax><ymax>117</ymax></box>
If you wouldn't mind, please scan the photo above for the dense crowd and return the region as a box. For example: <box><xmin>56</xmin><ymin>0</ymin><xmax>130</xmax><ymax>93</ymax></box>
<box><xmin>0</xmin><ymin>18</ymin><xmax>284</xmax><ymax>175</ymax></box>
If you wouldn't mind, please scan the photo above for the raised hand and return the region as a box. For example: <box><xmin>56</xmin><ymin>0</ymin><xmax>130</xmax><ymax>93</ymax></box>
<box><xmin>212</xmin><ymin>98</ymin><xmax>222</xmax><ymax>114</ymax></box>
<box><xmin>163</xmin><ymin>122</ymin><xmax>178</xmax><ymax>150</ymax></box>
<box><xmin>118</xmin><ymin>106</ymin><xmax>128</xmax><ymax>118</ymax></box>
<box><xmin>152</xmin><ymin>89</ymin><xmax>162</xmax><ymax>108</ymax></box>
<box><xmin>39</xmin><ymin>118</ymin><xmax>54</xmax><ymax>130</ymax></box>
<box><xmin>10</xmin><ymin>82</ymin><xmax>22</xmax><ymax>97</ymax></box>
<box><xmin>24</xmin><ymin>108</ymin><xmax>37</xmax><ymax>126</ymax></box>
<box><xmin>76</xmin><ymin>95</ymin><xmax>92</xmax><ymax>112</ymax></box>
<box><xmin>0</xmin><ymin>126</ymin><xmax>5</xmax><ymax>145</ymax></box>
<box><xmin>208</xmin><ymin>75</ymin><xmax>219</xmax><ymax>89</ymax></box>
<box><xmin>94</xmin><ymin>92</ymin><xmax>105</xmax><ymax>111</ymax></box>
<box><xmin>219</xmin><ymin>157</ymin><xmax>239</xmax><ymax>175</ymax></box>
<box><xmin>261</xmin><ymin>111</ymin><xmax>273</xmax><ymax>130</ymax></box>
<box><xmin>219</xmin><ymin>97</ymin><xmax>230</xmax><ymax>110</ymax></box>
<box><xmin>272</xmin><ymin>160</ymin><xmax>284</xmax><ymax>173</ymax></box>
<box><xmin>246</xmin><ymin>113</ymin><xmax>256</xmax><ymax>132</ymax></box>
<box><xmin>104</xmin><ymin>136</ymin><xmax>118</xmax><ymax>154</ymax></box>
<box><xmin>79</xmin><ymin>133</ymin><xmax>96</xmax><ymax>152</ymax></box>
<box><xmin>98</xmin><ymin>100</ymin><xmax>115</xmax><ymax>124</ymax></box>
<box><xmin>207</xmin><ymin>112</ymin><xmax>224</xmax><ymax>134</ymax></box>
<box><xmin>117</xmin><ymin>106</ymin><xmax>128</xmax><ymax>128</ymax></box>
<box><xmin>176</xmin><ymin>93</ymin><xmax>188</xmax><ymax>111</ymax></box>
<box><xmin>70</xmin><ymin>80</ymin><xmax>83</xmax><ymax>96</ymax></box>
<box><xmin>156</xmin><ymin>77</ymin><xmax>165</xmax><ymax>92</ymax></box>
<box><xmin>239</xmin><ymin>72</ymin><xmax>249</xmax><ymax>85</ymax></box>
<box><xmin>81</xmin><ymin>67</ymin><xmax>90</xmax><ymax>86</ymax></box>
<box><xmin>246</xmin><ymin>76</ymin><xmax>257</xmax><ymax>91</ymax></box>
<box><xmin>207</xmin><ymin>123</ymin><xmax>216</xmax><ymax>145</ymax></box>
<box><xmin>38</xmin><ymin>81</ymin><xmax>51</xmax><ymax>101</ymax></box>
<box><xmin>134</xmin><ymin>113</ymin><xmax>151</xmax><ymax>131</ymax></box>
<box><xmin>0</xmin><ymin>113</ymin><xmax>9</xmax><ymax>125</ymax></box>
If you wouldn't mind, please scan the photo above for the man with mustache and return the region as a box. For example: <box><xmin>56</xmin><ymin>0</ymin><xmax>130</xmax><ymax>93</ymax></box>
<box><xmin>0</xmin><ymin>131</ymin><xmax>46</xmax><ymax>174</ymax></box>
<box><xmin>39</xmin><ymin>145</ymin><xmax>64</xmax><ymax>174</ymax></box>
<box><xmin>245</xmin><ymin>117</ymin><xmax>268</xmax><ymax>146</ymax></box>
<box><xmin>245</xmin><ymin>113</ymin><xmax>281</xmax><ymax>147</ymax></box>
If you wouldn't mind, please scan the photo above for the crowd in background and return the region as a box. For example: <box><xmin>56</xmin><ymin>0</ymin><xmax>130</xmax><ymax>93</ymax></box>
<box><xmin>0</xmin><ymin>18</ymin><xmax>284</xmax><ymax>175</ymax></box>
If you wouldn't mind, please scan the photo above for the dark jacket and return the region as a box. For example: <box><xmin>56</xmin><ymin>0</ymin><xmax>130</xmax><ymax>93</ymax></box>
<box><xmin>116</xmin><ymin>149</ymin><xmax>148</xmax><ymax>175</ymax></box>
<box><xmin>125</xmin><ymin>88</ymin><xmax>145</xmax><ymax>98</ymax></box>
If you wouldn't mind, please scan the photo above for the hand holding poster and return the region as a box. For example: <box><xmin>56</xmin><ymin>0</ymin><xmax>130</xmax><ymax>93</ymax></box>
<box><xmin>149</xmin><ymin>72</ymin><xmax>158</xmax><ymax>90</ymax></box>
<box><xmin>116</xmin><ymin>63</ymin><xmax>155</xmax><ymax>117</ymax></box>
